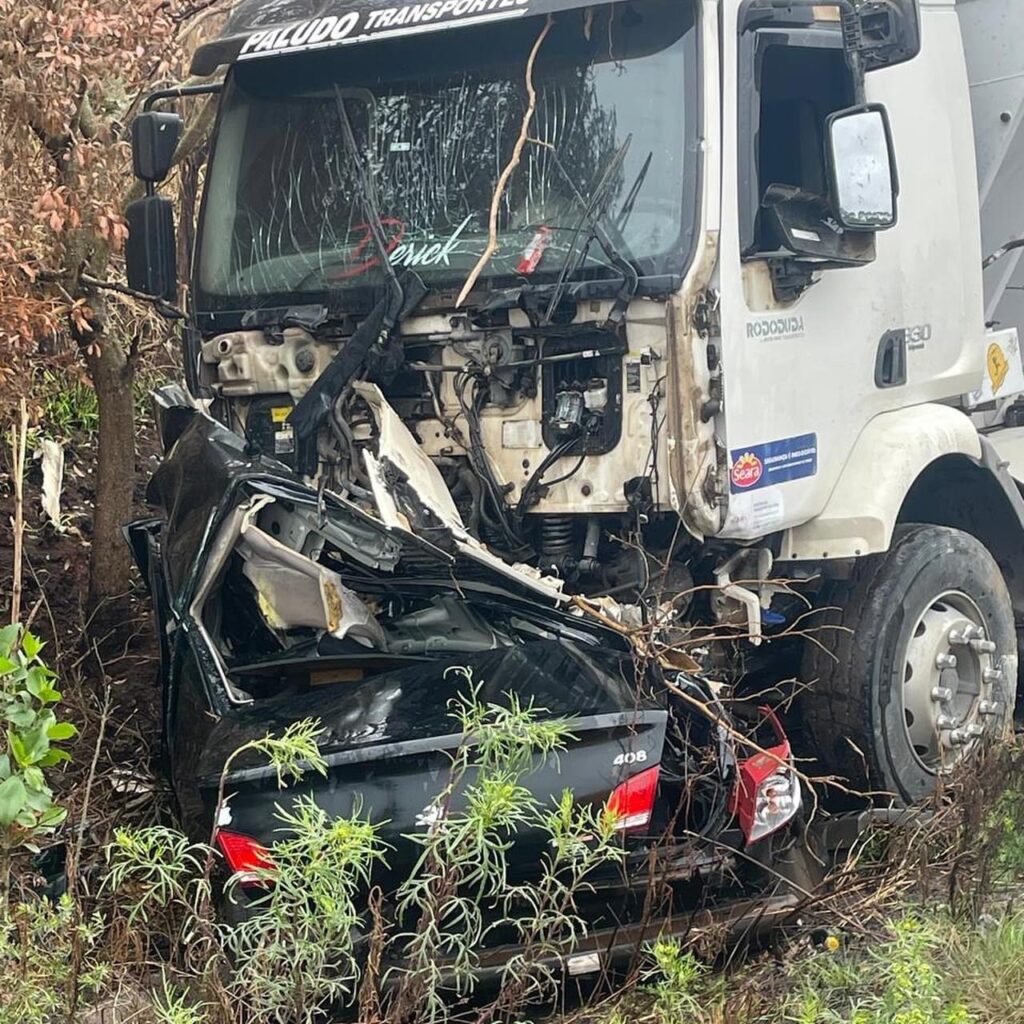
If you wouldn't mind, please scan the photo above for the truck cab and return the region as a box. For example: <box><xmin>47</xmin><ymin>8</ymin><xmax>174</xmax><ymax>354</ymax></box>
<box><xmin>127</xmin><ymin>0</ymin><xmax>1024</xmax><ymax>806</ymax></box>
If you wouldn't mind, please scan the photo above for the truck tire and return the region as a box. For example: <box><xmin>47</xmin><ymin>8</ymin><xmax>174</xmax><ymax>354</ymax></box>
<box><xmin>800</xmin><ymin>524</ymin><xmax>1017</xmax><ymax>805</ymax></box>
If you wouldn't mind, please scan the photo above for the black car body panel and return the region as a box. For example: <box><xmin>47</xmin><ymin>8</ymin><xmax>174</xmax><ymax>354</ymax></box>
<box><xmin>132</xmin><ymin>390</ymin><xmax>801</xmax><ymax>914</ymax></box>
<box><xmin>202</xmin><ymin>643</ymin><xmax>667</xmax><ymax>886</ymax></box>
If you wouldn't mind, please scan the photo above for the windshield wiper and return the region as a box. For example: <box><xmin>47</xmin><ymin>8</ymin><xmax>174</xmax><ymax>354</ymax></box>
<box><xmin>331</xmin><ymin>85</ymin><xmax>406</xmax><ymax>323</ymax></box>
<box><xmin>290</xmin><ymin>88</ymin><xmax>426</xmax><ymax>476</ymax></box>
<box><xmin>541</xmin><ymin>138</ymin><xmax>647</xmax><ymax>329</ymax></box>
<box><xmin>240</xmin><ymin>304</ymin><xmax>331</xmax><ymax>333</ymax></box>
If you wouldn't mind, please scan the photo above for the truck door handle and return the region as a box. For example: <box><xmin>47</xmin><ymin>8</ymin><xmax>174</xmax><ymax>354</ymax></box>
<box><xmin>875</xmin><ymin>329</ymin><xmax>907</xmax><ymax>389</ymax></box>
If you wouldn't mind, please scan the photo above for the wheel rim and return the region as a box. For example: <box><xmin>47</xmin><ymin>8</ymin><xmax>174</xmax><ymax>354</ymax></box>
<box><xmin>901</xmin><ymin>590</ymin><xmax>1003</xmax><ymax>774</ymax></box>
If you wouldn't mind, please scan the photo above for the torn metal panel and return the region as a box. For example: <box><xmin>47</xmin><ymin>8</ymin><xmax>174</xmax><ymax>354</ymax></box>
<box><xmin>356</xmin><ymin>382</ymin><xmax>465</xmax><ymax>529</ymax></box>
<box><xmin>238</xmin><ymin>503</ymin><xmax>387</xmax><ymax>647</ymax></box>
<box><xmin>356</xmin><ymin>382</ymin><xmax>567</xmax><ymax>603</ymax></box>
<box><xmin>147</xmin><ymin>401</ymin><xmax>431</xmax><ymax>594</ymax></box>
<box><xmin>192</xmin><ymin>0</ymin><xmax>620</xmax><ymax>75</ymax></box>
<box><xmin>142</xmin><ymin>394</ymin><xmax>579</xmax><ymax>706</ymax></box>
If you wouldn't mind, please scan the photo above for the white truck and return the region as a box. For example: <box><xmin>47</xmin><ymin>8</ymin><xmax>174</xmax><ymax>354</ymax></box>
<box><xmin>126</xmin><ymin>0</ymin><xmax>1024</xmax><ymax>806</ymax></box>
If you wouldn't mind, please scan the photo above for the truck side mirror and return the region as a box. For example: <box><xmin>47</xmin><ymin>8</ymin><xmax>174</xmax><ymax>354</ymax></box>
<box><xmin>125</xmin><ymin>195</ymin><xmax>177</xmax><ymax>301</ymax></box>
<box><xmin>131</xmin><ymin>112</ymin><xmax>183</xmax><ymax>183</ymax></box>
<box><xmin>827</xmin><ymin>105</ymin><xmax>899</xmax><ymax>231</ymax></box>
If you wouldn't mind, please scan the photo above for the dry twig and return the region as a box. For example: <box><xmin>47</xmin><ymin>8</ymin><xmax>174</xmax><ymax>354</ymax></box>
<box><xmin>10</xmin><ymin>398</ymin><xmax>28</xmax><ymax>626</ymax></box>
<box><xmin>455</xmin><ymin>15</ymin><xmax>554</xmax><ymax>307</ymax></box>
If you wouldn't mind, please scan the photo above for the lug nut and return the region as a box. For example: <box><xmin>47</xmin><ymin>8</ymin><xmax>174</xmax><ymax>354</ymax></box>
<box><xmin>936</xmin><ymin>714</ymin><xmax>958</xmax><ymax>730</ymax></box>
<box><xmin>950</xmin><ymin>723</ymin><xmax>986</xmax><ymax>745</ymax></box>
<box><xmin>983</xmin><ymin>667</ymin><xmax>1004</xmax><ymax>684</ymax></box>
<box><xmin>931</xmin><ymin>686</ymin><xmax>953</xmax><ymax>703</ymax></box>
<box><xmin>936</xmin><ymin>653</ymin><xmax>958</xmax><ymax>670</ymax></box>
<box><xmin>979</xmin><ymin>700</ymin><xmax>1004</xmax><ymax>717</ymax></box>
<box><xmin>971</xmin><ymin>638</ymin><xmax>997</xmax><ymax>654</ymax></box>
<box><xmin>949</xmin><ymin>629</ymin><xmax>970</xmax><ymax>646</ymax></box>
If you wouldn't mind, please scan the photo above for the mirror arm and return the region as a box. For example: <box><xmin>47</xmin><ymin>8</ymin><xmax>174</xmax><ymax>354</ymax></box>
<box><xmin>838</xmin><ymin>10</ymin><xmax>868</xmax><ymax>103</ymax></box>
<box><xmin>140</xmin><ymin>83</ymin><xmax>223</xmax><ymax>196</ymax></box>
<box><xmin>142</xmin><ymin>82</ymin><xmax>223</xmax><ymax>113</ymax></box>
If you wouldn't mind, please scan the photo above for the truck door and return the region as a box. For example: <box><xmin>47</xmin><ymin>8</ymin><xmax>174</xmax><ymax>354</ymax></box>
<box><xmin>714</xmin><ymin>3</ymin><xmax>985</xmax><ymax>543</ymax></box>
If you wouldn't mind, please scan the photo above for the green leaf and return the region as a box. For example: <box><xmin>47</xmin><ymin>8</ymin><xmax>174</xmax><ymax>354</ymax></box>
<box><xmin>37</xmin><ymin>749</ymin><xmax>71</xmax><ymax>768</ymax></box>
<box><xmin>27</xmin><ymin>728</ymin><xmax>51</xmax><ymax>764</ymax></box>
<box><xmin>24</xmin><ymin>787</ymin><xmax>54</xmax><ymax>813</ymax></box>
<box><xmin>4</xmin><ymin>707</ymin><xmax>35</xmax><ymax>729</ymax></box>
<box><xmin>38</xmin><ymin>805</ymin><xmax>67</xmax><ymax>828</ymax></box>
<box><xmin>8</xmin><ymin>731</ymin><xmax>28</xmax><ymax>768</ymax></box>
<box><xmin>0</xmin><ymin>656</ymin><xmax>18</xmax><ymax>676</ymax></box>
<box><xmin>0</xmin><ymin>624</ymin><xmax>19</xmax><ymax>658</ymax></box>
<box><xmin>25</xmin><ymin>667</ymin><xmax>46</xmax><ymax>699</ymax></box>
<box><xmin>0</xmin><ymin>664</ymin><xmax>26</xmax><ymax>686</ymax></box>
<box><xmin>22</xmin><ymin>766</ymin><xmax>44</xmax><ymax>792</ymax></box>
<box><xmin>0</xmin><ymin>776</ymin><xmax>27</xmax><ymax>827</ymax></box>
<box><xmin>26</xmin><ymin>668</ymin><xmax>56</xmax><ymax>701</ymax></box>
<box><xmin>47</xmin><ymin>722</ymin><xmax>77</xmax><ymax>742</ymax></box>
<box><xmin>21</xmin><ymin>633</ymin><xmax>43</xmax><ymax>659</ymax></box>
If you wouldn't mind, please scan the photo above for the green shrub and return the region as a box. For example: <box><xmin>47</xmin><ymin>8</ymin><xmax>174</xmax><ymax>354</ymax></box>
<box><xmin>0</xmin><ymin>626</ymin><xmax>75</xmax><ymax>906</ymax></box>
<box><xmin>785</xmin><ymin>916</ymin><xmax>970</xmax><ymax>1024</ymax></box>
<box><xmin>644</xmin><ymin>938</ymin><xmax>708</xmax><ymax>1021</ymax></box>
<box><xmin>107</xmin><ymin>678</ymin><xmax>624</xmax><ymax>1024</ymax></box>
<box><xmin>0</xmin><ymin>894</ymin><xmax>108</xmax><ymax>1024</ymax></box>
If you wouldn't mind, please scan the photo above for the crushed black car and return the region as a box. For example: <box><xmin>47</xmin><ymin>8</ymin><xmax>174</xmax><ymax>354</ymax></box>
<box><xmin>128</xmin><ymin>387</ymin><xmax>807</xmax><ymax>972</ymax></box>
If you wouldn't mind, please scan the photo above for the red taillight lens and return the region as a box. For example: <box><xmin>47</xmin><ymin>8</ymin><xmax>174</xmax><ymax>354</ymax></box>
<box><xmin>216</xmin><ymin>830</ymin><xmax>275</xmax><ymax>886</ymax></box>
<box><xmin>607</xmin><ymin>765</ymin><xmax>660</xmax><ymax>832</ymax></box>
<box><xmin>729</xmin><ymin>709</ymin><xmax>801</xmax><ymax>845</ymax></box>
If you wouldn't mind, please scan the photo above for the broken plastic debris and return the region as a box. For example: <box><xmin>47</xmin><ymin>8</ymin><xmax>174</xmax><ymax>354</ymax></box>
<box><xmin>239</xmin><ymin>513</ymin><xmax>387</xmax><ymax>648</ymax></box>
<box><xmin>35</xmin><ymin>438</ymin><xmax>65</xmax><ymax>530</ymax></box>
<box><xmin>108</xmin><ymin>767</ymin><xmax>155</xmax><ymax>797</ymax></box>
<box><xmin>516</xmin><ymin>226</ymin><xmax>552</xmax><ymax>275</ymax></box>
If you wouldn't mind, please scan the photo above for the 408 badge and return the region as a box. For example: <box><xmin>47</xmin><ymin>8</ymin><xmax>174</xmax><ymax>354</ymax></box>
<box><xmin>731</xmin><ymin>452</ymin><xmax>764</xmax><ymax>490</ymax></box>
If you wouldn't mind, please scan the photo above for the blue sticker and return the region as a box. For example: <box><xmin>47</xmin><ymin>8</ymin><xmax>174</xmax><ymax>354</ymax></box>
<box><xmin>730</xmin><ymin>434</ymin><xmax>818</xmax><ymax>494</ymax></box>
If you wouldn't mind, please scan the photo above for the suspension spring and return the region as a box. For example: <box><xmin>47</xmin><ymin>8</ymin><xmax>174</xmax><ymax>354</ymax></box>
<box><xmin>538</xmin><ymin>515</ymin><xmax>576</xmax><ymax>557</ymax></box>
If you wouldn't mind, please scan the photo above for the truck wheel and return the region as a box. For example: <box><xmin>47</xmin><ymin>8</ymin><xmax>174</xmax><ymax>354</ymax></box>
<box><xmin>800</xmin><ymin>525</ymin><xmax>1017</xmax><ymax>804</ymax></box>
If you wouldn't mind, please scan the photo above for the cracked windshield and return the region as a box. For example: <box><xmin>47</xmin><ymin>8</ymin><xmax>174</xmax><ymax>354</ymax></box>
<box><xmin>196</xmin><ymin>0</ymin><xmax>697</xmax><ymax>311</ymax></box>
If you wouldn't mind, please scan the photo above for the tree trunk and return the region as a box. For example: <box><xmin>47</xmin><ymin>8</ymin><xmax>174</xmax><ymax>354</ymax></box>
<box><xmin>85</xmin><ymin>331</ymin><xmax>136</xmax><ymax>609</ymax></box>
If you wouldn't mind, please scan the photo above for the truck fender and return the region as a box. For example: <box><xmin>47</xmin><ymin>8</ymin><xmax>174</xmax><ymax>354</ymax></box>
<box><xmin>779</xmin><ymin>405</ymin><xmax>983</xmax><ymax>562</ymax></box>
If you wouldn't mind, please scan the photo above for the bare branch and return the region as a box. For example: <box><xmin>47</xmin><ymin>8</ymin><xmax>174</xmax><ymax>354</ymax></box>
<box><xmin>455</xmin><ymin>15</ymin><xmax>553</xmax><ymax>307</ymax></box>
<box><xmin>79</xmin><ymin>271</ymin><xmax>184</xmax><ymax>319</ymax></box>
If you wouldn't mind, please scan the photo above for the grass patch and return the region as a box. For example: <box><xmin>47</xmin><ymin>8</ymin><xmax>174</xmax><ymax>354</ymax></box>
<box><xmin>593</xmin><ymin>744</ymin><xmax>1024</xmax><ymax>1024</ymax></box>
<box><xmin>608</xmin><ymin>910</ymin><xmax>1024</xmax><ymax>1024</ymax></box>
<box><xmin>37</xmin><ymin>364</ymin><xmax>176</xmax><ymax>441</ymax></box>
<box><xmin>40</xmin><ymin>371</ymin><xmax>100</xmax><ymax>438</ymax></box>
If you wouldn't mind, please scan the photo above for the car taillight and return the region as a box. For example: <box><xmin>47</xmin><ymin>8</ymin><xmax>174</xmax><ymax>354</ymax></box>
<box><xmin>216</xmin><ymin>829</ymin><xmax>275</xmax><ymax>886</ymax></box>
<box><xmin>607</xmin><ymin>765</ymin><xmax>660</xmax><ymax>832</ymax></box>
<box><xmin>730</xmin><ymin>710</ymin><xmax>801</xmax><ymax>844</ymax></box>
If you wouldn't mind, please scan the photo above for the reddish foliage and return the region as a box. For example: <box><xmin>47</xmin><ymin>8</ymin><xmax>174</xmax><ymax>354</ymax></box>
<box><xmin>0</xmin><ymin>0</ymin><xmax>224</xmax><ymax>402</ymax></box>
